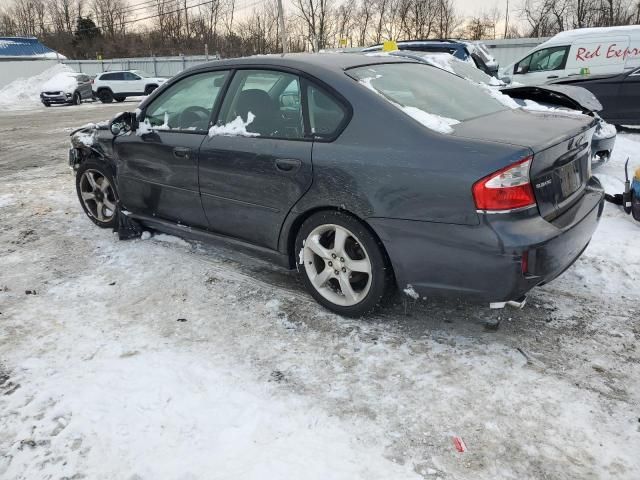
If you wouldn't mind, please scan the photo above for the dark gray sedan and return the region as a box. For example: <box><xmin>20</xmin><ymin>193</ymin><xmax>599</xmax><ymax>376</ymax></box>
<box><xmin>69</xmin><ymin>54</ymin><xmax>605</xmax><ymax>317</ymax></box>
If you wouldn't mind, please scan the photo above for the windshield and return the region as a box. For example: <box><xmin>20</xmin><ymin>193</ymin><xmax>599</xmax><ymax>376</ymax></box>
<box><xmin>132</xmin><ymin>70</ymin><xmax>150</xmax><ymax>78</ymax></box>
<box><xmin>347</xmin><ymin>63</ymin><xmax>507</xmax><ymax>123</ymax></box>
<box><xmin>421</xmin><ymin>54</ymin><xmax>502</xmax><ymax>86</ymax></box>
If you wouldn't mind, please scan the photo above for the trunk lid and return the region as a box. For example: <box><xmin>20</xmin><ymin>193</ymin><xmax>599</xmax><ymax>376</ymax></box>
<box><xmin>453</xmin><ymin>108</ymin><xmax>596</xmax><ymax>220</ymax></box>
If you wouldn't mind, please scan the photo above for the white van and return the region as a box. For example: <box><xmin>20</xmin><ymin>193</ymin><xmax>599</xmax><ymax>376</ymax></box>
<box><xmin>500</xmin><ymin>26</ymin><xmax>640</xmax><ymax>85</ymax></box>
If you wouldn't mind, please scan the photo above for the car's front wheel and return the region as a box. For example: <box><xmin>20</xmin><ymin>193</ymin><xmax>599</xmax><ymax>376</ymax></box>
<box><xmin>295</xmin><ymin>211</ymin><xmax>391</xmax><ymax>317</ymax></box>
<box><xmin>75</xmin><ymin>160</ymin><xmax>118</xmax><ymax>229</ymax></box>
<box><xmin>72</xmin><ymin>92</ymin><xmax>81</xmax><ymax>105</ymax></box>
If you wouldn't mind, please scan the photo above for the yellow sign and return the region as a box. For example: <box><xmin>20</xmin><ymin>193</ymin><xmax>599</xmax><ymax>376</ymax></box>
<box><xmin>580</xmin><ymin>67</ymin><xmax>590</xmax><ymax>75</ymax></box>
<box><xmin>382</xmin><ymin>40</ymin><xmax>398</xmax><ymax>52</ymax></box>
<box><xmin>97</xmin><ymin>54</ymin><xmax>103</xmax><ymax>60</ymax></box>
<box><xmin>339</xmin><ymin>38</ymin><xmax>348</xmax><ymax>47</ymax></box>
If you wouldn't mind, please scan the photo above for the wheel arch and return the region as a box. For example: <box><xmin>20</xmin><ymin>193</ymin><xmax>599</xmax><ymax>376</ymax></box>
<box><xmin>281</xmin><ymin>206</ymin><xmax>396</xmax><ymax>284</ymax></box>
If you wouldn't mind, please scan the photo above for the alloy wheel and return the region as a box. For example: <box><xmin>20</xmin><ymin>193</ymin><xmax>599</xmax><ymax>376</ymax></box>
<box><xmin>79</xmin><ymin>169</ymin><xmax>117</xmax><ymax>223</ymax></box>
<box><xmin>302</xmin><ymin>224</ymin><xmax>372</xmax><ymax>307</ymax></box>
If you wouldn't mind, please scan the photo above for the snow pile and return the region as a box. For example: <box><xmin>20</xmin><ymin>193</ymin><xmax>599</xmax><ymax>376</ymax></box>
<box><xmin>41</xmin><ymin>72</ymin><xmax>77</xmax><ymax>93</ymax></box>
<box><xmin>71</xmin><ymin>130</ymin><xmax>96</xmax><ymax>148</ymax></box>
<box><xmin>135</xmin><ymin>119</ymin><xmax>154</xmax><ymax>136</ymax></box>
<box><xmin>0</xmin><ymin>64</ymin><xmax>74</xmax><ymax>110</ymax></box>
<box><xmin>520</xmin><ymin>99</ymin><xmax>588</xmax><ymax>117</ymax></box>
<box><xmin>475</xmin><ymin>82</ymin><xmax>521</xmax><ymax>109</ymax></box>
<box><xmin>594</xmin><ymin>121</ymin><xmax>617</xmax><ymax>140</ymax></box>
<box><xmin>209</xmin><ymin>112</ymin><xmax>259</xmax><ymax>137</ymax></box>
<box><xmin>399</xmin><ymin>106</ymin><xmax>459</xmax><ymax>134</ymax></box>
<box><xmin>420</xmin><ymin>53</ymin><xmax>456</xmax><ymax>74</ymax></box>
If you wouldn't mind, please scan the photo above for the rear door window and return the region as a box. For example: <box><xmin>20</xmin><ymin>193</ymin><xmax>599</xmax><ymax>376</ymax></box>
<box><xmin>217</xmin><ymin>70</ymin><xmax>304</xmax><ymax>139</ymax></box>
<box><xmin>306</xmin><ymin>84</ymin><xmax>347</xmax><ymax>139</ymax></box>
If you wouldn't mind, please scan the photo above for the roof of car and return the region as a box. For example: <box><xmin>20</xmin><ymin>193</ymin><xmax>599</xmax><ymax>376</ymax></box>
<box><xmin>194</xmin><ymin>52</ymin><xmax>413</xmax><ymax>72</ymax></box>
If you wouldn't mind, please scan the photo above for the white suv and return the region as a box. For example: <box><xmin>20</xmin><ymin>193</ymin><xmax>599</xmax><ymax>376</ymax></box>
<box><xmin>93</xmin><ymin>70</ymin><xmax>167</xmax><ymax>103</ymax></box>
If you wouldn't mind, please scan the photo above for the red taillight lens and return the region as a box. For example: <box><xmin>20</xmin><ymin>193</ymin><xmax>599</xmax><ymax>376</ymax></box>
<box><xmin>521</xmin><ymin>250</ymin><xmax>529</xmax><ymax>274</ymax></box>
<box><xmin>472</xmin><ymin>156</ymin><xmax>536</xmax><ymax>211</ymax></box>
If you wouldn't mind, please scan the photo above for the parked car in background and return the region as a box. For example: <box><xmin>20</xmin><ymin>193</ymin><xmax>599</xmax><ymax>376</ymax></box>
<box><xmin>92</xmin><ymin>70</ymin><xmax>167</xmax><ymax>103</ymax></box>
<box><xmin>40</xmin><ymin>72</ymin><xmax>93</xmax><ymax>107</ymax></box>
<box><xmin>549</xmin><ymin>67</ymin><xmax>640</xmax><ymax>126</ymax></box>
<box><xmin>461</xmin><ymin>41</ymin><xmax>499</xmax><ymax>77</ymax></box>
<box><xmin>362</xmin><ymin>39</ymin><xmax>499</xmax><ymax>76</ymax></box>
<box><xmin>499</xmin><ymin>26</ymin><xmax>640</xmax><ymax>86</ymax></box>
<box><xmin>69</xmin><ymin>54</ymin><xmax>604</xmax><ymax>317</ymax></box>
<box><xmin>391</xmin><ymin>50</ymin><xmax>616</xmax><ymax>166</ymax></box>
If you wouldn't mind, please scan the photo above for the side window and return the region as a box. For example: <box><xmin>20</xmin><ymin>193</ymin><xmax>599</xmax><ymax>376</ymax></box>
<box><xmin>124</xmin><ymin>72</ymin><xmax>140</xmax><ymax>80</ymax></box>
<box><xmin>144</xmin><ymin>71</ymin><xmax>228</xmax><ymax>132</ymax></box>
<box><xmin>218</xmin><ymin>70</ymin><xmax>303</xmax><ymax>139</ymax></box>
<box><xmin>307</xmin><ymin>84</ymin><xmax>347</xmax><ymax>139</ymax></box>
<box><xmin>518</xmin><ymin>46</ymin><xmax>569</xmax><ymax>73</ymax></box>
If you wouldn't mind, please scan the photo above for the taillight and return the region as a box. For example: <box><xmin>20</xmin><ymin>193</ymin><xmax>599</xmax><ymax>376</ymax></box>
<box><xmin>91</xmin><ymin>79</ymin><xmax>94</xmax><ymax>84</ymax></box>
<box><xmin>472</xmin><ymin>156</ymin><xmax>536</xmax><ymax>211</ymax></box>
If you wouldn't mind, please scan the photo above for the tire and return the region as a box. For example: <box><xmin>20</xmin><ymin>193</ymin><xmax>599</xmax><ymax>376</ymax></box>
<box><xmin>43</xmin><ymin>102</ymin><xmax>50</xmax><ymax>107</ymax></box>
<box><xmin>295</xmin><ymin>211</ymin><xmax>391</xmax><ymax>317</ymax></box>
<box><xmin>98</xmin><ymin>89</ymin><xmax>114</xmax><ymax>103</ymax></box>
<box><xmin>75</xmin><ymin>160</ymin><xmax>118</xmax><ymax>229</ymax></box>
<box><xmin>144</xmin><ymin>85</ymin><xmax>157</xmax><ymax>95</ymax></box>
<box><xmin>72</xmin><ymin>92</ymin><xmax>81</xmax><ymax>105</ymax></box>
<box><xmin>115</xmin><ymin>96</ymin><xmax>126</xmax><ymax>102</ymax></box>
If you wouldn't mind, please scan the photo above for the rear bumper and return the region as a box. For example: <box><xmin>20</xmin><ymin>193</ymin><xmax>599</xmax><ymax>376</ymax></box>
<box><xmin>368</xmin><ymin>177</ymin><xmax>605</xmax><ymax>302</ymax></box>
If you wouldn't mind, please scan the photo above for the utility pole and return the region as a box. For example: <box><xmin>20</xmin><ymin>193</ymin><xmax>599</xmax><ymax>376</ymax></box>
<box><xmin>277</xmin><ymin>0</ymin><xmax>288</xmax><ymax>54</ymax></box>
<box><xmin>504</xmin><ymin>0</ymin><xmax>509</xmax><ymax>39</ymax></box>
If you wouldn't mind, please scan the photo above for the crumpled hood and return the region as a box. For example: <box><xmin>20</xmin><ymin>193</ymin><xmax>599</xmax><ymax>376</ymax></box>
<box><xmin>500</xmin><ymin>84</ymin><xmax>603</xmax><ymax>113</ymax></box>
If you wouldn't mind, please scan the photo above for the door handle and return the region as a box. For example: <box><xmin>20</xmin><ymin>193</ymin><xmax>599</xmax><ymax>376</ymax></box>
<box><xmin>547</xmin><ymin>75</ymin><xmax>559</xmax><ymax>79</ymax></box>
<box><xmin>173</xmin><ymin>147</ymin><xmax>191</xmax><ymax>159</ymax></box>
<box><xmin>275</xmin><ymin>158</ymin><xmax>301</xmax><ymax>172</ymax></box>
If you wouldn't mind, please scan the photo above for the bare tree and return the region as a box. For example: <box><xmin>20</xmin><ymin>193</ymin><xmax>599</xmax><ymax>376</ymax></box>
<box><xmin>292</xmin><ymin>0</ymin><xmax>333</xmax><ymax>51</ymax></box>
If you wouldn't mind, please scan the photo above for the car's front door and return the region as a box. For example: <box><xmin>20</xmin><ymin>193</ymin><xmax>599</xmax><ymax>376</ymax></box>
<box><xmin>513</xmin><ymin>46</ymin><xmax>570</xmax><ymax>85</ymax></box>
<box><xmin>198</xmin><ymin>69</ymin><xmax>313</xmax><ymax>250</ymax></box>
<box><xmin>115</xmin><ymin>70</ymin><xmax>229</xmax><ymax>228</ymax></box>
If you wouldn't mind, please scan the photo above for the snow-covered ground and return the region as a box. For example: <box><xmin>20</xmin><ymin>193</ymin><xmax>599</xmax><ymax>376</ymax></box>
<box><xmin>1</xmin><ymin>105</ymin><xmax>639</xmax><ymax>480</ymax></box>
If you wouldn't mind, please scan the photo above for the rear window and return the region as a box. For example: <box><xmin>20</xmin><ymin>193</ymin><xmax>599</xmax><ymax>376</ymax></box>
<box><xmin>347</xmin><ymin>63</ymin><xmax>507</xmax><ymax>125</ymax></box>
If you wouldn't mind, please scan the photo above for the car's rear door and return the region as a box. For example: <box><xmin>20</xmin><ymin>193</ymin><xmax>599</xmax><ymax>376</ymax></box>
<box><xmin>115</xmin><ymin>70</ymin><xmax>229</xmax><ymax>228</ymax></box>
<box><xmin>197</xmin><ymin>68</ymin><xmax>312</xmax><ymax>250</ymax></box>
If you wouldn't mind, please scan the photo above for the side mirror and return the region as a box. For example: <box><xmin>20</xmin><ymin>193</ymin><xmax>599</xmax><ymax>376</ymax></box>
<box><xmin>110</xmin><ymin>111</ymin><xmax>138</xmax><ymax>136</ymax></box>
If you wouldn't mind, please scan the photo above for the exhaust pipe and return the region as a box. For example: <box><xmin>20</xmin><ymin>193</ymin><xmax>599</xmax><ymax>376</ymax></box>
<box><xmin>490</xmin><ymin>295</ymin><xmax>527</xmax><ymax>310</ymax></box>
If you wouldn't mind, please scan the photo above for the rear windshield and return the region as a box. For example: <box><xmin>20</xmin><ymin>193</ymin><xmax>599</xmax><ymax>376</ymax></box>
<box><xmin>347</xmin><ymin>63</ymin><xmax>507</xmax><ymax>123</ymax></box>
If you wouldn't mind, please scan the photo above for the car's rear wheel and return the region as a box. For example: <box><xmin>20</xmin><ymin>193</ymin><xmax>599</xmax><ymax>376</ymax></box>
<box><xmin>76</xmin><ymin>160</ymin><xmax>118</xmax><ymax>229</ymax></box>
<box><xmin>98</xmin><ymin>89</ymin><xmax>113</xmax><ymax>103</ymax></box>
<box><xmin>72</xmin><ymin>92</ymin><xmax>81</xmax><ymax>105</ymax></box>
<box><xmin>295</xmin><ymin>211</ymin><xmax>390</xmax><ymax>317</ymax></box>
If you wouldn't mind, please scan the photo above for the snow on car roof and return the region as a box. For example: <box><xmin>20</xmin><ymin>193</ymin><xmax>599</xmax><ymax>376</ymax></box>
<box><xmin>551</xmin><ymin>25</ymin><xmax>640</xmax><ymax>41</ymax></box>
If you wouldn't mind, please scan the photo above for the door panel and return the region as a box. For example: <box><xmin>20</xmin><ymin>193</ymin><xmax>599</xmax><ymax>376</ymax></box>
<box><xmin>618</xmin><ymin>70</ymin><xmax>640</xmax><ymax>121</ymax></box>
<box><xmin>115</xmin><ymin>70</ymin><xmax>230</xmax><ymax>228</ymax></box>
<box><xmin>115</xmin><ymin>132</ymin><xmax>209</xmax><ymax>228</ymax></box>
<box><xmin>198</xmin><ymin>136</ymin><xmax>312</xmax><ymax>249</ymax></box>
<box><xmin>198</xmin><ymin>68</ymin><xmax>312</xmax><ymax>249</ymax></box>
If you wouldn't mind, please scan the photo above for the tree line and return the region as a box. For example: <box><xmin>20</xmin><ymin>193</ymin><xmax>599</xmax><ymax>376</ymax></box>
<box><xmin>0</xmin><ymin>0</ymin><xmax>639</xmax><ymax>59</ymax></box>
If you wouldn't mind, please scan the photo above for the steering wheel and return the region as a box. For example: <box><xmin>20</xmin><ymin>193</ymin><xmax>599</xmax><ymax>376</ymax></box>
<box><xmin>178</xmin><ymin>106</ymin><xmax>211</xmax><ymax>130</ymax></box>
